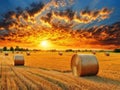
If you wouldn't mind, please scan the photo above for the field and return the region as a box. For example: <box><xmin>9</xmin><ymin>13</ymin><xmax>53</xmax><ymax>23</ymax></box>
<box><xmin>0</xmin><ymin>51</ymin><xmax>120</xmax><ymax>90</ymax></box>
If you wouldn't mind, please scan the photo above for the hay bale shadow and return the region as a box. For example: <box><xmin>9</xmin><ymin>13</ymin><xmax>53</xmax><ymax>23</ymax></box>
<box><xmin>83</xmin><ymin>75</ymin><xmax>120</xmax><ymax>85</ymax></box>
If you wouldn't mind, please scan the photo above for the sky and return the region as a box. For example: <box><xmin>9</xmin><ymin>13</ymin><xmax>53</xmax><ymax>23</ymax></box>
<box><xmin>0</xmin><ymin>0</ymin><xmax>120</xmax><ymax>24</ymax></box>
<box><xmin>0</xmin><ymin>0</ymin><xmax>120</xmax><ymax>49</ymax></box>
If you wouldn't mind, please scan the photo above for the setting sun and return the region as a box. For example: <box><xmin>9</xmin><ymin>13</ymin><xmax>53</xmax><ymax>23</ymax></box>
<box><xmin>40</xmin><ymin>40</ymin><xmax>50</xmax><ymax>48</ymax></box>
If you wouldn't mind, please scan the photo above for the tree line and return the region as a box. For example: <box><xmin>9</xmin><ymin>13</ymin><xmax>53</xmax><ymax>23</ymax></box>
<box><xmin>1</xmin><ymin>46</ymin><xmax>120</xmax><ymax>52</ymax></box>
<box><xmin>1</xmin><ymin>46</ymin><xmax>29</xmax><ymax>51</ymax></box>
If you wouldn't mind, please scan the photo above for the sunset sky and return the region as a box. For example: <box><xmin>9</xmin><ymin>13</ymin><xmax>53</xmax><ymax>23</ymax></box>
<box><xmin>0</xmin><ymin>0</ymin><xmax>120</xmax><ymax>49</ymax></box>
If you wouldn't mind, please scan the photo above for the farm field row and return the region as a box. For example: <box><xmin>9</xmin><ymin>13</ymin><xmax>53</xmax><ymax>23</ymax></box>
<box><xmin>0</xmin><ymin>52</ymin><xmax>120</xmax><ymax>90</ymax></box>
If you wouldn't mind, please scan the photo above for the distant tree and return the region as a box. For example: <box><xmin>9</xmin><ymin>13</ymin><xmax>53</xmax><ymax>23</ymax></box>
<box><xmin>25</xmin><ymin>48</ymin><xmax>29</xmax><ymax>51</ymax></box>
<box><xmin>3</xmin><ymin>46</ymin><xmax>7</xmax><ymax>51</ymax></box>
<box><xmin>19</xmin><ymin>48</ymin><xmax>24</xmax><ymax>51</ymax></box>
<box><xmin>65</xmin><ymin>49</ymin><xmax>73</xmax><ymax>52</ymax></box>
<box><xmin>99</xmin><ymin>50</ymin><xmax>105</xmax><ymax>52</ymax></box>
<box><xmin>15</xmin><ymin>46</ymin><xmax>20</xmax><ymax>51</ymax></box>
<box><xmin>49</xmin><ymin>49</ymin><xmax>57</xmax><ymax>52</ymax></box>
<box><xmin>77</xmin><ymin>50</ymin><xmax>81</xmax><ymax>52</ymax></box>
<box><xmin>114</xmin><ymin>48</ymin><xmax>120</xmax><ymax>53</ymax></box>
<box><xmin>10</xmin><ymin>47</ymin><xmax>14</xmax><ymax>51</ymax></box>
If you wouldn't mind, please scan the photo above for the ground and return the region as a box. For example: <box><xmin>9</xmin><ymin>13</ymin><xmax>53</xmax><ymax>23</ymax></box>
<box><xmin>0</xmin><ymin>51</ymin><xmax>120</xmax><ymax>90</ymax></box>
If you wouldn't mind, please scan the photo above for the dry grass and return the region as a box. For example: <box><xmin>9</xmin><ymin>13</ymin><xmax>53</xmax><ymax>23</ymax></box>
<box><xmin>25</xmin><ymin>52</ymin><xmax>120</xmax><ymax>71</ymax></box>
<box><xmin>25</xmin><ymin>52</ymin><xmax>72</xmax><ymax>71</ymax></box>
<box><xmin>0</xmin><ymin>51</ymin><xmax>120</xmax><ymax>90</ymax></box>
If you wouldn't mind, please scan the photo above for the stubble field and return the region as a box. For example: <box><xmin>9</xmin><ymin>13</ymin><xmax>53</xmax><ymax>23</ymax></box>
<box><xmin>0</xmin><ymin>51</ymin><xmax>120</xmax><ymax>90</ymax></box>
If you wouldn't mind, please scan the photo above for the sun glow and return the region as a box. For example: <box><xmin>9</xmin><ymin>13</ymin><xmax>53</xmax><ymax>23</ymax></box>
<box><xmin>40</xmin><ymin>40</ymin><xmax>50</xmax><ymax>48</ymax></box>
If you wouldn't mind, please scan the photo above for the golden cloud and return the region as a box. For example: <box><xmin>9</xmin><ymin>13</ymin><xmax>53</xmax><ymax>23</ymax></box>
<box><xmin>0</xmin><ymin>0</ymin><xmax>118</xmax><ymax>49</ymax></box>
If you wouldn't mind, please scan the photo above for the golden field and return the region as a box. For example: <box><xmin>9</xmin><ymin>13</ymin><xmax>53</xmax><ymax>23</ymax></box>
<box><xmin>0</xmin><ymin>51</ymin><xmax>120</xmax><ymax>90</ymax></box>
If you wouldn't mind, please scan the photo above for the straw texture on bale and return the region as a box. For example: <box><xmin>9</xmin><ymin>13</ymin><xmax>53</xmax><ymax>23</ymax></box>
<box><xmin>26</xmin><ymin>52</ymin><xmax>30</xmax><ymax>55</ymax></box>
<box><xmin>92</xmin><ymin>51</ymin><xmax>96</xmax><ymax>54</ymax></box>
<box><xmin>105</xmin><ymin>52</ymin><xmax>110</xmax><ymax>56</ymax></box>
<box><xmin>16</xmin><ymin>51</ymin><xmax>19</xmax><ymax>54</ymax></box>
<box><xmin>14</xmin><ymin>54</ymin><xmax>24</xmax><ymax>66</ymax></box>
<box><xmin>58</xmin><ymin>52</ymin><xmax>63</xmax><ymax>56</ymax></box>
<box><xmin>71</xmin><ymin>54</ymin><xmax>99</xmax><ymax>76</ymax></box>
<box><xmin>4</xmin><ymin>52</ymin><xmax>8</xmax><ymax>56</ymax></box>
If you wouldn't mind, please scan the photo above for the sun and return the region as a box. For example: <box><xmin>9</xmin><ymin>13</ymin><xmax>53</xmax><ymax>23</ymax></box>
<box><xmin>40</xmin><ymin>40</ymin><xmax>50</xmax><ymax>48</ymax></box>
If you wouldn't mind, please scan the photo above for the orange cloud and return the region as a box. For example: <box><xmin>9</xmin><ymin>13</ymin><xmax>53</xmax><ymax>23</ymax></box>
<box><xmin>0</xmin><ymin>1</ymin><xmax>118</xmax><ymax>49</ymax></box>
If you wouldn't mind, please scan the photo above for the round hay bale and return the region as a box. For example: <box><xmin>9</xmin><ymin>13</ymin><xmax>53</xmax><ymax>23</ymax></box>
<box><xmin>71</xmin><ymin>54</ymin><xmax>99</xmax><ymax>76</ymax></box>
<box><xmin>92</xmin><ymin>50</ymin><xmax>96</xmax><ymax>54</ymax></box>
<box><xmin>26</xmin><ymin>52</ymin><xmax>30</xmax><ymax>56</ymax></box>
<box><xmin>4</xmin><ymin>52</ymin><xmax>9</xmax><ymax>56</ymax></box>
<box><xmin>105</xmin><ymin>52</ymin><xmax>110</xmax><ymax>56</ymax></box>
<box><xmin>14</xmin><ymin>54</ymin><xmax>24</xmax><ymax>66</ymax></box>
<box><xmin>58</xmin><ymin>52</ymin><xmax>63</xmax><ymax>56</ymax></box>
<box><xmin>16</xmin><ymin>51</ymin><xmax>19</xmax><ymax>54</ymax></box>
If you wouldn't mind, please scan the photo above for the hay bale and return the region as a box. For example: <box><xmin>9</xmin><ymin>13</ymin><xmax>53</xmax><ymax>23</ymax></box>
<box><xmin>92</xmin><ymin>50</ymin><xmax>96</xmax><ymax>54</ymax></box>
<box><xmin>105</xmin><ymin>52</ymin><xmax>110</xmax><ymax>56</ymax></box>
<box><xmin>26</xmin><ymin>52</ymin><xmax>30</xmax><ymax>56</ymax></box>
<box><xmin>4</xmin><ymin>52</ymin><xmax>9</xmax><ymax>56</ymax></box>
<box><xmin>16</xmin><ymin>51</ymin><xmax>19</xmax><ymax>54</ymax></box>
<box><xmin>71</xmin><ymin>54</ymin><xmax>99</xmax><ymax>76</ymax></box>
<box><xmin>14</xmin><ymin>54</ymin><xmax>24</xmax><ymax>66</ymax></box>
<box><xmin>58</xmin><ymin>52</ymin><xmax>63</xmax><ymax>56</ymax></box>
